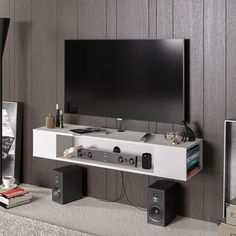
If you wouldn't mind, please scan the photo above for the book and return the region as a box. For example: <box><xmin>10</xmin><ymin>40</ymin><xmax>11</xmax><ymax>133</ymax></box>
<box><xmin>187</xmin><ymin>151</ymin><xmax>201</xmax><ymax>162</ymax></box>
<box><xmin>0</xmin><ymin>199</ymin><xmax>31</xmax><ymax>209</ymax></box>
<box><xmin>187</xmin><ymin>156</ymin><xmax>200</xmax><ymax>169</ymax></box>
<box><xmin>0</xmin><ymin>187</ymin><xmax>27</xmax><ymax>198</ymax></box>
<box><xmin>187</xmin><ymin>145</ymin><xmax>200</xmax><ymax>158</ymax></box>
<box><xmin>0</xmin><ymin>192</ymin><xmax>32</xmax><ymax>205</ymax></box>
<box><xmin>187</xmin><ymin>166</ymin><xmax>201</xmax><ymax>177</ymax></box>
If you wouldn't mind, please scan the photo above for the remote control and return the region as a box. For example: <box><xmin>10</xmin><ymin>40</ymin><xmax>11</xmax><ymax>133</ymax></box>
<box><xmin>140</xmin><ymin>133</ymin><xmax>152</xmax><ymax>142</ymax></box>
<box><xmin>69</xmin><ymin>127</ymin><xmax>106</xmax><ymax>134</ymax></box>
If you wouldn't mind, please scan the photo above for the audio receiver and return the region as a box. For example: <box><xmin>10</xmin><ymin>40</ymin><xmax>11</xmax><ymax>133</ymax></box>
<box><xmin>77</xmin><ymin>148</ymin><xmax>141</xmax><ymax>168</ymax></box>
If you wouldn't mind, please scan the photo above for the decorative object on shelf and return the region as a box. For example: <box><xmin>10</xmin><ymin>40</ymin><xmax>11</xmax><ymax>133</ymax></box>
<box><xmin>63</xmin><ymin>145</ymin><xmax>83</xmax><ymax>158</ymax></box>
<box><xmin>45</xmin><ymin>112</ymin><xmax>55</xmax><ymax>129</ymax></box>
<box><xmin>165</xmin><ymin>131</ymin><xmax>182</xmax><ymax>145</ymax></box>
<box><xmin>55</xmin><ymin>104</ymin><xmax>60</xmax><ymax>127</ymax></box>
<box><xmin>59</xmin><ymin>110</ymin><xmax>64</xmax><ymax>128</ymax></box>
<box><xmin>0</xmin><ymin>18</ymin><xmax>10</xmax><ymax>186</ymax></box>
<box><xmin>2</xmin><ymin>101</ymin><xmax>23</xmax><ymax>184</ymax></box>
<box><xmin>117</xmin><ymin>118</ymin><xmax>126</xmax><ymax>132</ymax></box>
<box><xmin>181</xmin><ymin>121</ymin><xmax>196</xmax><ymax>142</ymax></box>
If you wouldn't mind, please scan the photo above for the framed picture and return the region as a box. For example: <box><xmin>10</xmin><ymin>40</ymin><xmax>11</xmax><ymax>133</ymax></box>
<box><xmin>2</xmin><ymin>101</ymin><xmax>23</xmax><ymax>184</ymax></box>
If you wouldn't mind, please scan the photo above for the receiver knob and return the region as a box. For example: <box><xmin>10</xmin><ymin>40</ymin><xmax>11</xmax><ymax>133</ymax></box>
<box><xmin>118</xmin><ymin>156</ymin><xmax>124</xmax><ymax>163</ymax></box>
<box><xmin>77</xmin><ymin>150</ymin><xmax>83</xmax><ymax>157</ymax></box>
<box><xmin>87</xmin><ymin>152</ymin><xmax>92</xmax><ymax>158</ymax></box>
<box><xmin>129</xmin><ymin>158</ymin><xmax>135</xmax><ymax>165</ymax></box>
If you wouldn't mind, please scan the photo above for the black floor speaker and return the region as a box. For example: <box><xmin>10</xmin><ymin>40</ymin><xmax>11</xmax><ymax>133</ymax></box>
<box><xmin>147</xmin><ymin>180</ymin><xmax>177</xmax><ymax>226</ymax></box>
<box><xmin>52</xmin><ymin>165</ymin><xmax>84</xmax><ymax>204</ymax></box>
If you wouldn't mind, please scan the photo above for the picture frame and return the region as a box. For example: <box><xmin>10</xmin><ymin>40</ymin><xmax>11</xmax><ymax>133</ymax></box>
<box><xmin>2</xmin><ymin>101</ymin><xmax>23</xmax><ymax>184</ymax></box>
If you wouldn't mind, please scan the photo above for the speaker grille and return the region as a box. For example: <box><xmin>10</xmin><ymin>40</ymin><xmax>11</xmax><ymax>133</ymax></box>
<box><xmin>149</xmin><ymin>205</ymin><xmax>162</xmax><ymax>221</ymax></box>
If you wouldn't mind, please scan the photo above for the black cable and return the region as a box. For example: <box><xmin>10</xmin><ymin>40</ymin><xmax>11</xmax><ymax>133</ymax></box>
<box><xmin>121</xmin><ymin>172</ymin><xmax>147</xmax><ymax>212</ymax></box>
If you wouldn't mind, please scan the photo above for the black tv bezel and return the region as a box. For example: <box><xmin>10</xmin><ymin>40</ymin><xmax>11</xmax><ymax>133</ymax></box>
<box><xmin>64</xmin><ymin>39</ymin><xmax>189</xmax><ymax>124</ymax></box>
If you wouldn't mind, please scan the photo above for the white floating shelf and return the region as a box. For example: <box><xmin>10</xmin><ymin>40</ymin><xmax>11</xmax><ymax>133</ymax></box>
<box><xmin>33</xmin><ymin>124</ymin><xmax>203</xmax><ymax>181</ymax></box>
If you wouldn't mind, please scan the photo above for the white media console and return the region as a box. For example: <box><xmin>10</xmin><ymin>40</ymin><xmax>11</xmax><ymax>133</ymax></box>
<box><xmin>33</xmin><ymin>124</ymin><xmax>202</xmax><ymax>181</ymax></box>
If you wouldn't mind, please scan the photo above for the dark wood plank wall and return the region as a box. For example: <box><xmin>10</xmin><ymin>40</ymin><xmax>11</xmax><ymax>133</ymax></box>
<box><xmin>0</xmin><ymin>0</ymin><xmax>229</xmax><ymax>222</ymax></box>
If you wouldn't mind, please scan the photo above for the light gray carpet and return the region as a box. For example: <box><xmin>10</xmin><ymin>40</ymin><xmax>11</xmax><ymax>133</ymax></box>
<box><xmin>0</xmin><ymin>210</ymin><xmax>93</xmax><ymax>236</ymax></box>
<box><xmin>0</xmin><ymin>184</ymin><xmax>217</xmax><ymax>236</ymax></box>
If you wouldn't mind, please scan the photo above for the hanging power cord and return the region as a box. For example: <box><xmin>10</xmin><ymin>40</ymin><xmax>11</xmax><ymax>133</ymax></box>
<box><xmin>121</xmin><ymin>171</ymin><xmax>147</xmax><ymax>212</ymax></box>
<box><xmin>88</xmin><ymin>171</ymin><xmax>147</xmax><ymax>212</ymax></box>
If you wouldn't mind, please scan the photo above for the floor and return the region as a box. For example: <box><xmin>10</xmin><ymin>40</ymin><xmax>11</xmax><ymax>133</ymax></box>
<box><xmin>0</xmin><ymin>210</ymin><xmax>92</xmax><ymax>236</ymax></box>
<box><xmin>0</xmin><ymin>184</ymin><xmax>217</xmax><ymax>236</ymax></box>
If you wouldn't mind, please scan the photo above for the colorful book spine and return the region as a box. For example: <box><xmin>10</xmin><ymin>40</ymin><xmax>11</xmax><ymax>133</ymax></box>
<box><xmin>187</xmin><ymin>144</ymin><xmax>200</xmax><ymax>158</ymax></box>
<box><xmin>187</xmin><ymin>156</ymin><xmax>200</xmax><ymax>169</ymax></box>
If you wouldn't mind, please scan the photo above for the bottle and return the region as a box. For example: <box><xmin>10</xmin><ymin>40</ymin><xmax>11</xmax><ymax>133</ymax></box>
<box><xmin>46</xmin><ymin>112</ymin><xmax>55</xmax><ymax>128</ymax></box>
<box><xmin>59</xmin><ymin>110</ymin><xmax>64</xmax><ymax>128</ymax></box>
<box><xmin>55</xmin><ymin>104</ymin><xmax>60</xmax><ymax>127</ymax></box>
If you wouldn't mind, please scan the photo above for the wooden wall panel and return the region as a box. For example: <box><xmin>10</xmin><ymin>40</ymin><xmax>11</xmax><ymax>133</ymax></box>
<box><xmin>56</xmin><ymin>0</ymin><xmax>78</xmax><ymax>169</ymax></box>
<box><xmin>155</xmin><ymin>0</ymin><xmax>173</xmax><ymax>134</ymax></box>
<box><xmin>57</xmin><ymin>0</ymin><xmax>77</xmax><ymax>116</ymax></box>
<box><xmin>8</xmin><ymin>0</ymin><xmax>14</xmax><ymax>101</ymax></box>
<box><xmin>1</xmin><ymin>0</ymin><xmax>231</xmax><ymax>222</ymax></box>
<box><xmin>227</xmin><ymin>0</ymin><xmax>236</xmax><ymax>119</ymax></box>
<box><xmin>31</xmin><ymin>0</ymin><xmax>57</xmax><ymax>187</ymax></box>
<box><xmin>77</xmin><ymin>0</ymin><xmax>106</xmax><ymax>127</ymax></box>
<box><xmin>0</xmin><ymin>0</ymin><xmax>10</xmax><ymax>100</ymax></box>
<box><xmin>173</xmin><ymin>0</ymin><xmax>204</xmax><ymax>219</ymax></box>
<box><xmin>106</xmin><ymin>0</ymin><xmax>118</xmax><ymax>201</ymax></box>
<box><xmin>77</xmin><ymin>0</ymin><xmax>107</xmax><ymax>199</ymax></box>
<box><xmin>14</xmin><ymin>0</ymin><xmax>32</xmax><ymax>183</ymax></box>
<box><xmin>116</xmin><ymin>0</ymin><xmax>149</xmax><ymax>208</ymax></box>
<box><xmin>203</xmin><ymin>0</ymin><xmax>226</xmax><ymax>222</ymax></box>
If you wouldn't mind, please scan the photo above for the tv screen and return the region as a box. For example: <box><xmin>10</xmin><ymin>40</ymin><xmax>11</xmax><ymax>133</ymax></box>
<box><xmin>65</xmin><ymin>39</ymin><xmax>188</xmax><ymax>124</ymax></box>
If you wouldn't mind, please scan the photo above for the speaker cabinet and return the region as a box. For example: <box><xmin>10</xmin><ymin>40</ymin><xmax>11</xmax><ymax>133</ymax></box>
<box><xmin>142</xmin><ymin>153</ymin><xmax>152</xmax><ymax>169</ymax></box>
<box><xmin>52</xmin><ymin>165</ymin><xmax>83</xmax><ymax>204</ymax></box>
<box><xmin>147</xmin><ymin>180</ymin><xmax>177</xmax><ymax>226</ymax></box>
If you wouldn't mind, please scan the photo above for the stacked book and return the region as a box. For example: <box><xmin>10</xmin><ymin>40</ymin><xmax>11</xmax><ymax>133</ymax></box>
<box><xmin>0</xmin><ymin>187</ymin><xmax>32</xmax><ymax>209</ymax></box>
<box><xmin>186</xmin><ymin>144</ymin><xmax>201</xmax><ymax>177</ymax></box>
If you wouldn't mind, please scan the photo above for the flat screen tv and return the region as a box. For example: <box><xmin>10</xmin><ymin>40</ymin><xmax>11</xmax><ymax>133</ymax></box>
<box><xmin>65</xmin><ymin>39</ymin><xmax>188</xmax><ymax>124</ymax></box>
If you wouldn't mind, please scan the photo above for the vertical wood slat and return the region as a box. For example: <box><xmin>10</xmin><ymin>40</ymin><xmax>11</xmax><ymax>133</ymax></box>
<box><xmin>31</xmin><ymin>0</ymin><xmax>57</xmax><ymax>187</ymax></box>
<box><xmin>106</xmin><ymin>0</ymin><xmax>118</xmax><ymax>201</ymax></box>
<box><xmin>56</xmin><ymin>0</ymin><xmax>78</xmax><ymax>169</ymax></box>
<box><xmin>147</xmin><ymin>0</ymin><xmax>157</xmax><ymax>186</ymax></box>
<box><xmin>77</xmin><ymin>0</ymin><xmax>107</xmax><ymax>128</ymax></box>
<box><xmin>203</xmin><ymin>0</ymin><xmax>226</xmax><ymax>222</ymax></box>
<box><xmin>0</xmin><ymin>0</ymin><xmax>10</xmax><ymax>100</ymax></box>
<box><xmin>9</xmin><ymin>0</ymin><xmax>14</xmax><ymax>101</ymax></box>
<box><xmin>14</xmin><ymin>0</ymin><xmax>32</xmax><ymax>183</ymax></box>
<box><xmin>116</xmin><ymin>0</ymin><xmax>149</xmax><ymax>207</ymax></box>
<box><xmin>155</xmin><ymin>0</ymin><xmax>173</xmax><ymax>134</ymax></box>
<box><xmin>227</xmin><ymin>0</ymin><xmax>236</xmax><ymax>119</ymax></box>
<box><xmin>173</xmin><ymin>0</ymin><xmax>204</xmax><ymax>219</ymax></box>
<box><xmin>77</xmin><ymin>0</ymin><xmax>107</xmax><ymax>199</ymax></box>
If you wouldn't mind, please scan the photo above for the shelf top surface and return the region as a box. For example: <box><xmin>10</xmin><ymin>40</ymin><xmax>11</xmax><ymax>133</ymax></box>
<box><xmin>34</xmin><ymin>124</ymin><xmax>201</xmax><ymax>149</ymax></box>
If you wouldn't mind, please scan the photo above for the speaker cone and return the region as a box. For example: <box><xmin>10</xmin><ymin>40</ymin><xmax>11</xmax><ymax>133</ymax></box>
<box><xmin>149</xmin><ymin>205</ymin><xmax>162</xmax><ymax>221</ymax></box>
